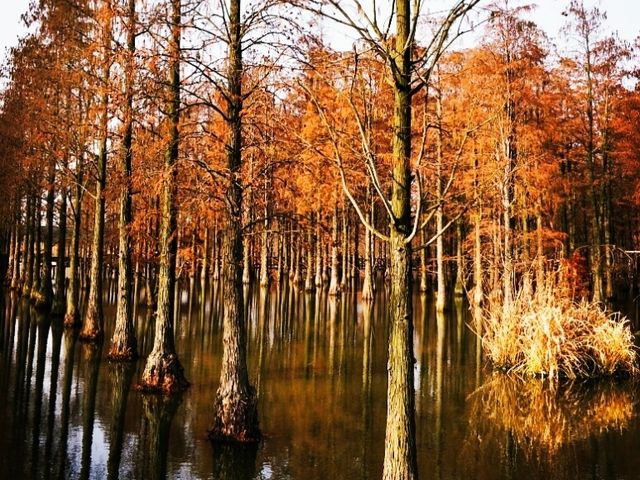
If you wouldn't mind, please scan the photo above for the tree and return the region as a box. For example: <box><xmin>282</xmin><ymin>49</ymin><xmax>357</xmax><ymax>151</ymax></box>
<box><xmin>108</xmin><ymin>0</ymin><xmax>138</xmax><ymax>360</ymax></box>
<box><xmin>138</xmin><ymin>0</ymin><xmax>189</xmax><ymax>394</ymax></box>
<box><xmin>80</xmin><ymin>0</ymin><xmax>115</xmax><ymax>342</ymax></box>
<box><xmin>207</xmin><ymin>0</ymin><xmax>260</xmax><ymax>443</ymax></box>
<box><xmin>292</xmin><ymin>1</ymin><xmax>480</xmax><ymax>478</ymax></box>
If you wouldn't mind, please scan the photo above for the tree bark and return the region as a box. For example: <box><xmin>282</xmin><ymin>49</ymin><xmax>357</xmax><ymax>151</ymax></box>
<box><xmin>51</xmin><ymin>187</ymin><xmax>67</xmax><ymax>316</ymax></box>
<box><xmin>31</xmin><ymin>196</ymin><xmax>43</xmax><ymax>303</ymax></box>
<box><xmin>435</xmin><ymin>90</ymin><xmax>446</xmax><ymax>312</ymax></box>
<box><xmin>138</xmin><ymin>0</ymin><xmax>189</xmax><ymax>394</ymax></box>
<box><xmin>39</xmin><ymin>154</ymin><xmax>56</xmax><ymax>310</ymax></box>
<box><xmin>80</xmin><ymin>2</ymin><xmax>113</xmax><ymax>342</ymax></box>
<box><xmin>209</xmin><ymin>0</ymin><xmax>259</xmax><ymax>443</ymax></box>
<box><xmin>10</xmin><ymin>205</ymin><xmax>22</xmax><ymax>291</ymax></box>
<box><xmin>64</xmin><ymin>153</ymin><xmax>84</xmax><ymax>328</ymax></box>
<box><xmin>382</xmin><ymin>1</ymin><xmax>418</xmax><ymax>477</ymax></box>
<box><xmin>109</xmin><ymin>0</ymin><xmax>138</xmax><ymax>360</ymax></box>
<box><xmin>362</xmin><ymin>200</ymin><xmax>374</xmax><ymax>301</ymax></box>
<box><xmin>328</xmin><ymin>207</ymin><xmax>340</xmax><ymax>296</ymax></box>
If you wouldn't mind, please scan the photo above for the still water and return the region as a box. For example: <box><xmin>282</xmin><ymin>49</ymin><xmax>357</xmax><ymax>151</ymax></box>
<box><xmin>1</xmin><ymin>282</ymin><xmax>639</xmax><ymax>479</ymax></box>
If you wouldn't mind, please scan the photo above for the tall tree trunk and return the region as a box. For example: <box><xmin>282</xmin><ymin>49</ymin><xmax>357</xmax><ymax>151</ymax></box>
<box><xmin>138</xmin><ymin>0</ymin><xmax>189</xmax><ymax>394</ymax></box>
<box><xmin>473</xmin><ymin>211</ymin><xmax>483</xmax><ymax>314</ymax></box>
<box><xmin>362</xmin><ymin>202</ymin><xmax>374</xmax><ymax>301</ymax></box>
<box><xmin>340</xmin><ymin>210</ymin><xmax>348</xmax><ymax>289</ymax></box>
<box><xmin>51</xmin><ymin>187</ymin><xmax>67</xmax><ymax>316</ymax></box>
<box><xmin>64</xmin><ymin>153</ymin><xmax>84</xmax><ymax>328</ymax></box>
<box><xmin>39</xmin><ymin>154</ymin><xmax>56</xmax><ymax>309</ymax></box>
<box><xmin>602</xmin><ymin>95</ymin><xmax>614</xmax><ymax>301</ymax></box>
<box><xmin>382</xmin><ymin>1</ymin><xmax>417</xmax><ymax>477</ymax></box>
<box><xmin>328</xmin><ymin>207</ymin><xmax>340</xmax><ymax>296</ymax></box>
<box><xmin>535</xmin><ymin>209</ymin><xmax>544</xmax><ymax>289</ymax></box>
<box><xmin>435</xmin><ymin>91</ymin><xmax>446</xmax><ymax>313</ymax></box>
<box><xmin>80</xmin><ymin>2</ymin><xmax>113</xmax><ymax>341</ymax></box>
<box><xmin>21</xmin><ymin>194</ymin><xmax>34</xmax><ymax>295</ymax></box>
<box><xmin>242</xmin><ymin>237</ymin><xmax>251</xmax><ymax>285</ymax></box>
<box><xmin>209</xmin><ymin>0</ymin><xmax>259</xmax><ymax>443</ymax></box>
<box><xmin>259</xmin><ymin>170</ymin><xmax>270</xmax><ymax>288</ymax></box>
<box><xmin>109</xmin><ymin>0</ymin><xmax>138</xmax><ymax>360</ymax></box>
<box><xmin>304</xmin><ymin>229</ymin><xmax>314</xmax><ymax>292</ymax></box>
<box><xmin>259</xmin><ymin>225</ymin><xmax>269</xmax><ymax>287</ymax></box>
<box><xmin>583</xmin><ymin>36</ymin><xmax>603</xmax><ymax>303</ymax></box>
<box><xmin>31</xmin><ymin>196</ymin><xmax>43</xmax><ymax>302</ymax></box>
<box><xmin>201</xmin><ymin>226</ymin><xmax>209</xmax><ymax>293</ymax></box>
<box><xmin>454</xmin><ymin>221</ymin><xmax>464</xmax><ymax>296</ymax></box>
<box><xmin>419</xmin><ymin>229</ymin><xmax>429</xmax><ymax>293</ymax></box>
<box><xmin>315</xmin><ymin>215</ymin><xmax>323</xmax><ymax>288</ymax></box>
<box><xmin>6</xmin><ymin>211</ymin><xmax>16</xmax><ymax>286</ymax></box>
<box><xmin>10</xmin><ymin>205</ymin><xmax>22</xmax><ymax>290</ymax></box>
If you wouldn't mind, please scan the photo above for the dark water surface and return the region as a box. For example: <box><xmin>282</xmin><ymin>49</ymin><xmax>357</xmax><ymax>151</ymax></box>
<box><xmin>1</xmin><ymin>282</ymin><xmax>640</xmax><ymax>479</ymax></box>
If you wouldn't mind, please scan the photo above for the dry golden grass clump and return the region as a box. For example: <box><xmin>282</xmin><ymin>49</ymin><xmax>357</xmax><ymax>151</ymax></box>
<box><xmin>467</xmin><ymin>374</ymin><xmax>636</xmax><ymax>457</ymax></box>
<box><xmin>480</xmin><ymin>282</ymin><xmax>637</xmax><ymax>379</ymax></box>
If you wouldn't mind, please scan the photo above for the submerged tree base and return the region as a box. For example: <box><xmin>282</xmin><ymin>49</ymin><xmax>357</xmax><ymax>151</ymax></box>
<box><xmin>107</xmin><ymin>339</ymin><xmax>138</xmax><ymax>361</ymax></box>
<box><xmin>79</xmin><ymin>306</ymin><xmax>104</xmax><ymax>342</ymax></box>
<box><xmin>63</xmin><ymin>312</ymin><xmax>81</xmax><ymax>329</ymax></box>
<box><xmin>31</xmin><ymin>290</ymin><xmax>50</xmax><ymax>311</ymax></box>
<box><xmin>137</xmin><ymin>352</ymin><xmax>190</xmax><ymax>395</ymax></box>
<box><xmin>208</xmin><ymin>388</ymin><xmax>261</xmax><ymax>443</ymax></box>
<box><xmin>79</xmin><ymin>326</ymin><xmax>104</xmax><ymax>342</ymax></box>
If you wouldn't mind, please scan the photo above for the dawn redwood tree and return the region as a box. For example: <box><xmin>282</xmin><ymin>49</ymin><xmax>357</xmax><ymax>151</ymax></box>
<box><xmin>208</xmin><ymin>0</ymin><xmax>260</xmax><ymax>443</ymax></box>
<box><xmin>138</xmin><ymin>0</ymin><xmax>189</xmax><ymax>394</ymax></box>
<box><xmin>80</xmin><ymin>0</ymin><xmax>114</xmax><ymax>342</ymax></box>
<box><xmin>108</xmin><ymin>0</ymin><xmax>138</xmax><ymax>360</ymax></box>
<box><xmin>293</xmin><ymin>1</ymin><xmax>480</xmax><ymax>478</ymax></box>
<box><xmin>562</xmin><ymin>1</ymin><xmax>630</xmax><ymax>302</ymax></box>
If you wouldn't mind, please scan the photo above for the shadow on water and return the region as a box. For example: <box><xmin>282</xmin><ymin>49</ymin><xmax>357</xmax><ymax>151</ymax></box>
<box><xmin>1</xmin><ymin>284</ymin><xmax>640</xmax><ymax>479</ymax></box>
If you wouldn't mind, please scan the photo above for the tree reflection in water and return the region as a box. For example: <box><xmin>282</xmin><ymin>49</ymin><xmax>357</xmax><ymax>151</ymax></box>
<box><xmin>141</xmin><ymin>393</ymin><xmax>182</xmax><ymax>480</ymax></box>
<box><xmin>0</xmin><ymin>286</ymin><xmax>639</xmax><ymax>479</ymax></box>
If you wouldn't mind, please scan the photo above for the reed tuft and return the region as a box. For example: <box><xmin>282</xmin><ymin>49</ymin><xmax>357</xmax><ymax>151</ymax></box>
<box><xmin>480</xmin><ymin>277</ymin><xmax>637</xmax><ymax>379</ymax></box>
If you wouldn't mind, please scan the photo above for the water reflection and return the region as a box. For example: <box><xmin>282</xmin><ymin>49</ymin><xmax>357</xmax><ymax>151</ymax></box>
<box><xmin>211</xmin><ymin>443</ymin><xmax>257</xmax><ymax>480</ymax></box>
<box><xmin>0</xmin><ymin>284</ymin><xmax>639</xmax><ymax>479</ymax></box>
<box><xmin>140</xmin><ymin>394</ymin><xmax>182</xmax><ymax>480</ymax></box>
<box><xmin>79</xmin><ymin>343</ymin><xmax>102</xmax><ymax>480</ymax></box>
<box><xmin>467</xmin><ymin>374</ymin><xmax>637</xmax><ymax>459</ymax></box>
<box><xmin>107</xmin><ymin>362</ymin><xmax>135</xmax><ymax>480</ymax></box>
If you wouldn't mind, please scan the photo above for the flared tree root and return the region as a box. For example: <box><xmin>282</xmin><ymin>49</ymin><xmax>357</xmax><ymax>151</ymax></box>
<box><xmin>63</xmin><ymin>311</ymin><xmax>81</xmax><ymax>329</ymax></box>
<box><xmin>137</xmin><ymin>352</ymin><xmax>190</xmax><ymax>395</ymax></box>
<box><xmin>208</xmin><ymin>388</ymin><xmax>261</xmax><ymax>443</ymax></box>
<box><xmin>79</xmin><ymin>308</ymin><xmax>103</xmax><ymax>342</ymax></box>
<box><xmin>107</xmin><ymin>337</ymin><xmax>138</xmax><ymax>361</ymax></box>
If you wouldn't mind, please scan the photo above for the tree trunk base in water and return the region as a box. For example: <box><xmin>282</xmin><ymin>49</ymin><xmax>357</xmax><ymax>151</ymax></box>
<box><xmin>362</xmin><ymin>277</ymin><xmax>374</xmax><ymax>301</ymax></box>
<box><xmin>32</xmin><ymin>290</ymin><xmax>51</xmax><ymax>312</ymax></box>
<box><xmin>209</xmin><ymin>388</ymin><xmax>260</xmax><ymax>443</ymax></box>
<box><xmin>80</xmin><ymin>305</ymin><xmax>103</xmax><ymax>342</ymax></box>
<box><xmin>137</xmin><ymin>352</ymin><xmax>189</xmax><ymax>395</ymax></box>
<box><xmin>107</xmin><ymin>338</ymin><xmax>138</xmax><ymax>361</ymax></box>
<box><xmin>64</xmin><ymin>311</ymin><xmax>81</xmax><ymax>329</ymax></box>
<box><xmin>79</xmin><ymin>327</ymin><xmax>104</xmax><ymax>343</ymax></box>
